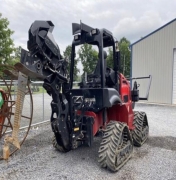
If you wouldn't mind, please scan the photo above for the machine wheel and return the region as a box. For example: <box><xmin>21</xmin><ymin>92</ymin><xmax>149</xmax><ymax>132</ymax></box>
<box><xmin>132</xmin><ymin>111</ymin><xmax>149</xmax><ymax>147</ymax></box>
<box><xmin>0</xmin><ymin>66</ymin><xmax>33</xmax><ymax>159</ymax></box>
<box><xmin>98</xmin><ymin>121</ymin><xmax>133</xmax><ymax>172</ymax></box>
<box><xmin>52</xmin><ymin>134</ymin><xmax>70</xmax><ymax>153</ymax></box>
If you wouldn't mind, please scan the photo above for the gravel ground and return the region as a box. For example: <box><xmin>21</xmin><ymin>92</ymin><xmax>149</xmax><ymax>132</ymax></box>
<box><xmin>0</xmin><ymin>103</ymin><xmax>176</xmax><ymax>180</ymax></box>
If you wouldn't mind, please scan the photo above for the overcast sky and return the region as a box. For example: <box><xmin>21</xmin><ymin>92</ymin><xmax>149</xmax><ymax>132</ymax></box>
<box><xmin>0</xmin><ymin>0</ymin><xmax>176</xmax><ymax>54</ymax></box>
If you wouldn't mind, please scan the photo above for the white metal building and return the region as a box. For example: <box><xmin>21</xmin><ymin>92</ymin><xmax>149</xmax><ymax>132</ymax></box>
<box><xmin>130</xmin><ymin>18</ymin><xmax>176</xmax><ymax>104</ymax></box>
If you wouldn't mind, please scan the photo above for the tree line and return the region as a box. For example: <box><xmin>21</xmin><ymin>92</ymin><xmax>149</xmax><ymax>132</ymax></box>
<box><xmin>0</xmin><ymin>13</ymin><xmax>131</xmax><ymax>79</ymax></box>
<box><xmin>0</xmin><ymin>13</ymin><xmax>21</xmax><ymax>74</ymax></box>
<box><xmin>64</xmin><ymin>37</ymin><xmax>131</xmax><ymax>81</ymax></box>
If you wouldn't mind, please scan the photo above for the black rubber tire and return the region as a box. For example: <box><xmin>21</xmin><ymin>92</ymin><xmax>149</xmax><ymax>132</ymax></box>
<box><xmin>98</xmin><ymin>121</ymin><xmax>133</xmax><ymax>172</ymax></box>
<box><xmin>52</xmin><ymin>135</ymin><xmax>70</xmax><ymax>153</ymax></box>
<box><xmin>132</xmin><ymin>111</ymin><xmax>149</xmax><ymax>147</ymax></box>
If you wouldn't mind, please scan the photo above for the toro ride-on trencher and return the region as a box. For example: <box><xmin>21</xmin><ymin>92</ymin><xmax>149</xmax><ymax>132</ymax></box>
<box><xmin>15</xmin><ymin>21</ymin><xmax>152</xmax><ymax>171</ymax></box>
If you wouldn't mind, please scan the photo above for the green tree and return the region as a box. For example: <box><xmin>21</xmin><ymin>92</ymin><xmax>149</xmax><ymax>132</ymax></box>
<box><xmin>0</xmin><ymin>13</ymin><xmax>15</xmax><ymax>65</ymax></box>
<box><xmin>78</xmin><ymin>44</ymin><xmax>98</xmax><ymax>74</ymax></box>
<box><xmin>63</xmin><ymin>45</ymin><xmax>79</xmax><ymax>81</ymax></box>
<box><xmin>106</xmin><ymin>47</ymin><xmax>113</xmax><ymax>68</ymax></box>
<box><xmin>14</xmin><ymin>46</ymin><xmax>21</xmax><ymax>60</ymax></box>
<box><xmin>106</xmin><ymin>37</ymin><xmax>131</xmax><ymax>77</ymax></box>
<box><xmin>119</xmin><ymin>37</ymin><xmax>131</xmax><ymax>77</ymax></box>
<box><xmin>10</xmin><ymin>46</ymin><xmax>21</xmax><ymax>65</ymax></box>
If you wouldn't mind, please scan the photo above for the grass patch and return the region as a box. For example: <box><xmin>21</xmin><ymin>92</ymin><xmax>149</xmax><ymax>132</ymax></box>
<box><xmin>0</xmin><ymin>85</ymin><xmax>47</xmax><ymax>95</ymax></box>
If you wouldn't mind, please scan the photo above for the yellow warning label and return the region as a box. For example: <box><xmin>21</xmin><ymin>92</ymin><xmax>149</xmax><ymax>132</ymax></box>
<box><xmin>74</xmin><ymin>127</ymin><xmax>79</xmax><ymax>131</ymax></box>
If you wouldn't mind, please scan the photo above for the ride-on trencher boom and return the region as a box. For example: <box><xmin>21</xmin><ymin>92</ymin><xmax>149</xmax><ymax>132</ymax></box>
<box><xmin>15</xmin><ymin>21</ymin><xmax>152</xmax><ymax>171</ymax></box>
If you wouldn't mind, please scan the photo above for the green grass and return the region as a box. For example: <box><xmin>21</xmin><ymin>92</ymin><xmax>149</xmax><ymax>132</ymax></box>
<box><xmin>0</xmin><ymin>85</ymin><xmax>81</xmax><ymax>96</ymax></box>
<box><xmin>32</xmin><ymin>87</ymin><xmax>47</xmax><ymax>94</ymax></box>
<box><xmin>0</xmin><ymin>85</ymin><xmax>47</xmax><ymax>95</ymax></box>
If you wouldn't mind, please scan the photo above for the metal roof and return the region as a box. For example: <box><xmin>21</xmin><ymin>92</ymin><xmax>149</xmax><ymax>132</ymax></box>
<box><xmin>130</xmin><ymin>18</ymin><xmax>176</xmax><ymax>47</ymax></box>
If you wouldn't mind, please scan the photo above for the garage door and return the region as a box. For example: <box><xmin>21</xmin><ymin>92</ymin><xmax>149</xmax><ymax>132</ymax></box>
<box><xmin>172</xmin><ymin>48</ymin><xmax>176</xmax><ymax>104</ymax></box>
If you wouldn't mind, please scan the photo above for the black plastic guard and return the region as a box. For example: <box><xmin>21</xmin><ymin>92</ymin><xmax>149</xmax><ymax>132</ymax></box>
<box><xmin>71</xmin><ymin>88</ymin><xmax>122</xmax><ymax>111</ymax></box>
<box><xmin>84</xmin><ymin>116</ymin><xmax>94</xmax><ymax>147</ymax></box>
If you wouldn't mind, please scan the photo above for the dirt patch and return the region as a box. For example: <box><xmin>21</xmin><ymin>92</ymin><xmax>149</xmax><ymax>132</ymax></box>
<box><xmin>133</xmin><ymin>149</ymin><xmax>149</xmax><ymax>159</ymax></box>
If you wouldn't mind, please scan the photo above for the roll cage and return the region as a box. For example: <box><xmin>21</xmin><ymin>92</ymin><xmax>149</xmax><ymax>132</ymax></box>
<box><xmin>70</xmin><ymin>22</ymin><xmax>120</xmax><ymax>90</ymax></box>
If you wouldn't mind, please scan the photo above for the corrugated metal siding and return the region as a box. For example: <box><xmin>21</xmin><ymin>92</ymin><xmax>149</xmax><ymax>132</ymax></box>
<box><xmin>172</xmin><ymin>49</ymin><xmax>176</xmax><ymax>104</ymax></box>
<box><xmin>132</xmin><ymin>21</ymin><xmax>176</xmax><ymax>104</ymax></box>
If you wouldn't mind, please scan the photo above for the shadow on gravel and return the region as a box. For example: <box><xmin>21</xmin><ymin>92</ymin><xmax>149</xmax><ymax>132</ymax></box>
<box><xmin>64</xmin><ymin>136</ymin><xmax>136</xmax><ymax>179</ymax></box>
<box><xmin>69</xmin><ymin>135</ymin><xmax>102</xmax><ymax>163</ymax></box>
<box><xmin>147</xmin><ymin>136</ymin><xmax>176</xmax><ymax>151</ymax></box>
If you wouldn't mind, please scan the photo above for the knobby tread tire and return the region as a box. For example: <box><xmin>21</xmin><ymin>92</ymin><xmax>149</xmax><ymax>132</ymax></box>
<box><xmin>98</xmin><ymin>121</ymin><xmax>133</xmax><ymax>172</ymax></box>
<box><xmin>132</xmin><ymin>111</ymin><xmax>149</xmax><ymax>147</ymax></box>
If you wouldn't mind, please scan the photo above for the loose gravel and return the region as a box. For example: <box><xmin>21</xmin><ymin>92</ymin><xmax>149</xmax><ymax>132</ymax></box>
<box><xmin>0</xmin><ymin>103</ymin><xmax>176</xmax><ymax>180</ymax></box>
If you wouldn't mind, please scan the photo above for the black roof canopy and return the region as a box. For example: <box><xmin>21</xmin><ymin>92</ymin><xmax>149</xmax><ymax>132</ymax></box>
<box><xmin>72</xmin><ymin>22</ymin><xmax>115</xmax><ymax>48</ymax></box>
